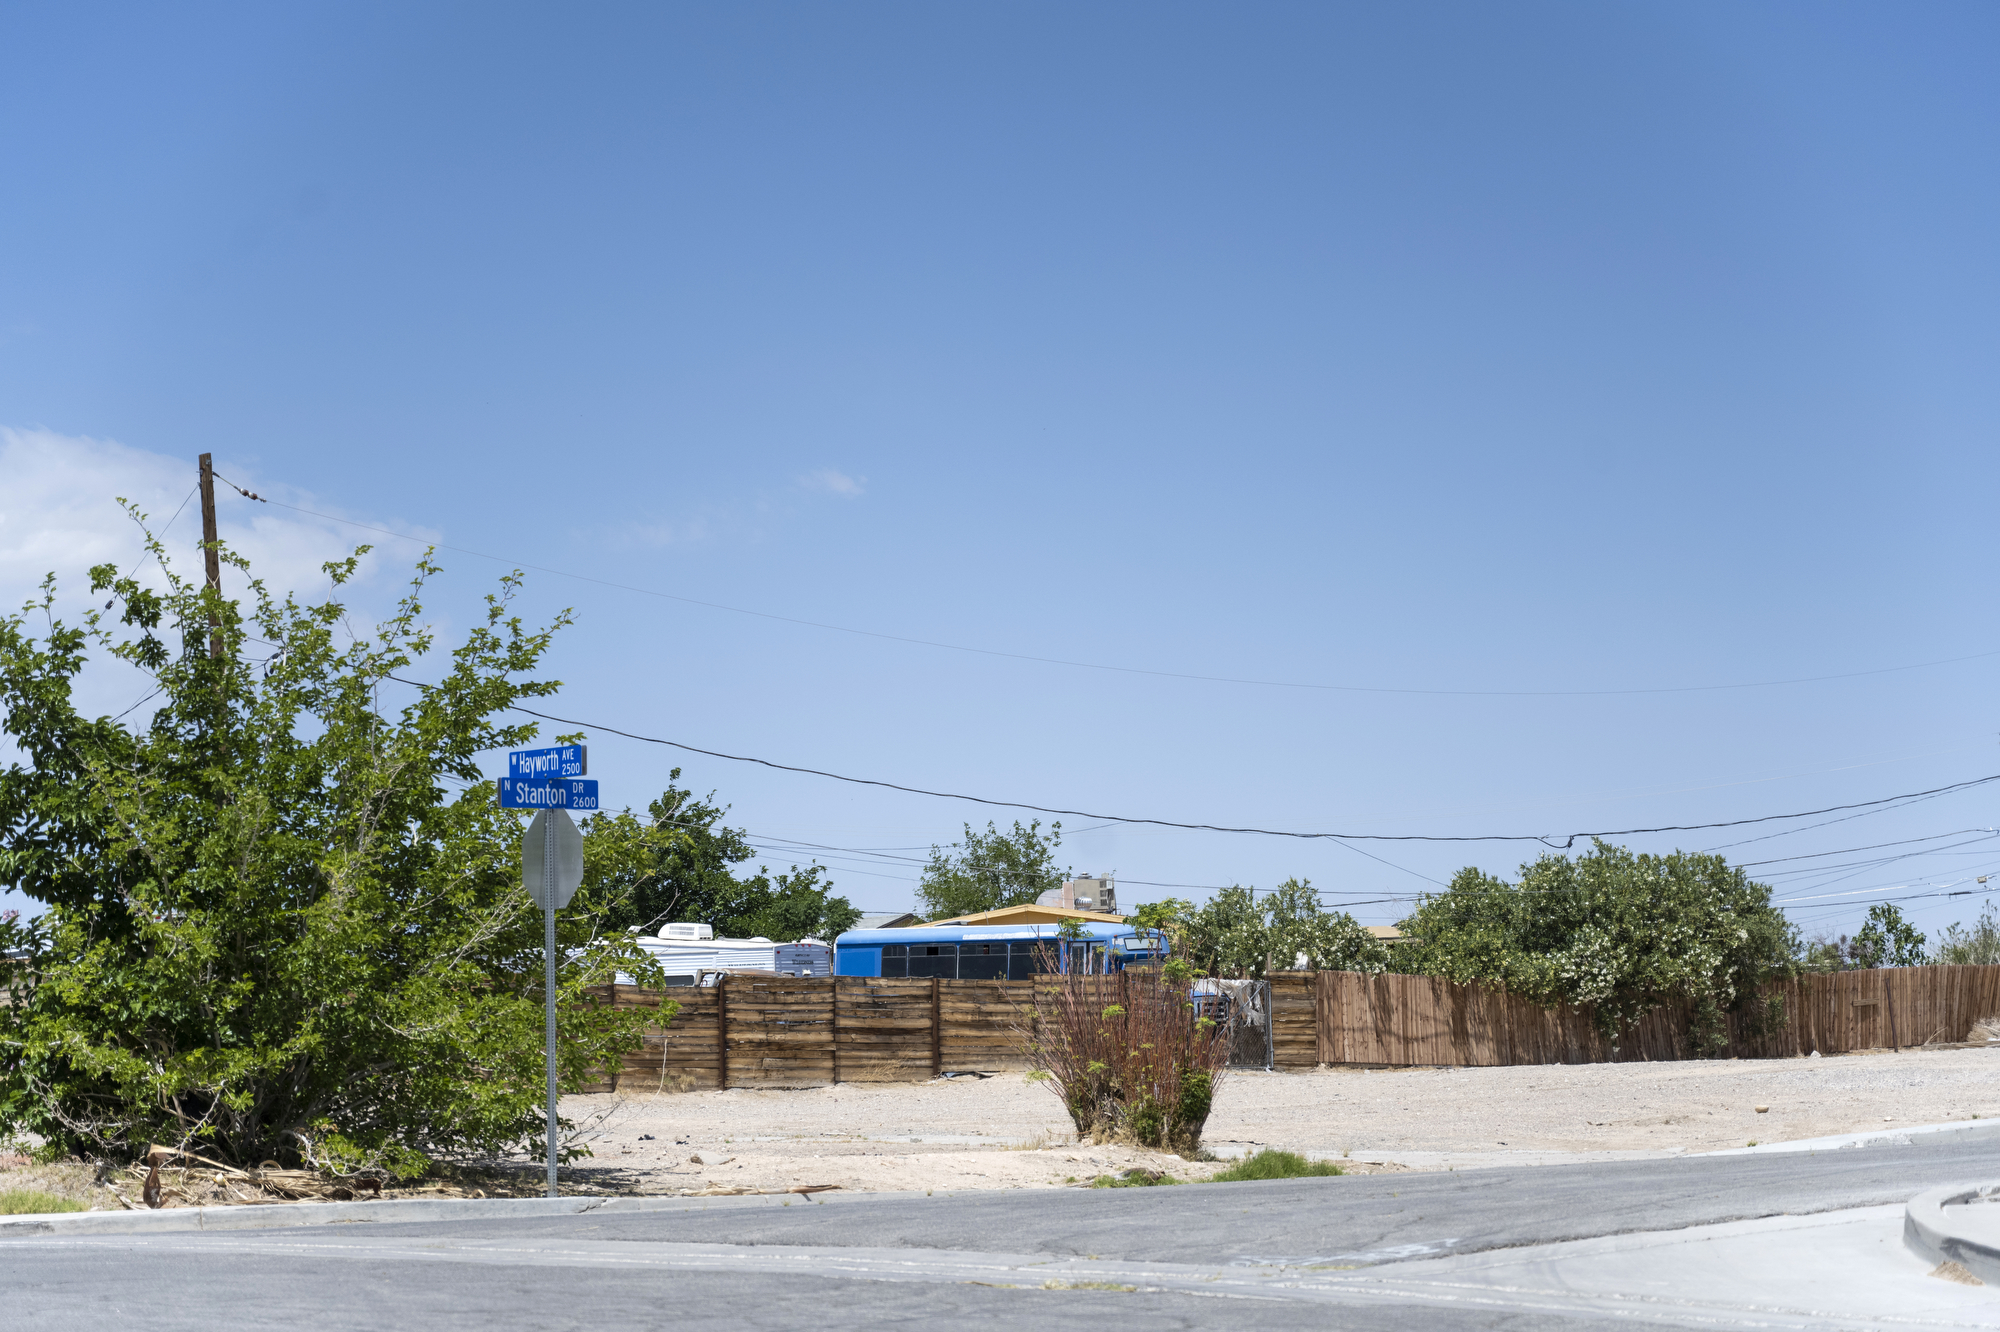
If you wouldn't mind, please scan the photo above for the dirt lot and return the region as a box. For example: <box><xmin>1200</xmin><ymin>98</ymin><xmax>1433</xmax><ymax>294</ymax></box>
<box><xmin>10</xmin><ymin>1045</ymin><xmax>1996</xmax><ymax>1208</ymax></box>
<box><xmin>557</xmin><ymin>1044</ymin><xmax>2000</xmax><ymax>1195</ymax></box>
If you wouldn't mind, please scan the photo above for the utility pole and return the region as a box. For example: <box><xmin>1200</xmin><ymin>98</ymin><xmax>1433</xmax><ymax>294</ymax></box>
<box><xmin>198</xmin><ymin>453</ymin><xmax>221</xmax><ymax>657</ymax></box>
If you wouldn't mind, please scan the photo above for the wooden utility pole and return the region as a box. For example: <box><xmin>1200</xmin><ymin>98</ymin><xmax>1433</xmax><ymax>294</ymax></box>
<box><xmin>198</xmin><ymin>454</ymin><xmax>221</xmax><ymax>656</ymax></box>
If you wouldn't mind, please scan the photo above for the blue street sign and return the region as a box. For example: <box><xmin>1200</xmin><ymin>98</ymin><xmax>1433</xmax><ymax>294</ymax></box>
<box><xmin>508</xmin><ymin>744</ymin><xmax>588</xmax><ymax>780</ymax></box>
<box><xmin>498</xmin><ymin>777</ymin><xmax>600</xmax><ymax>811</ymax></box>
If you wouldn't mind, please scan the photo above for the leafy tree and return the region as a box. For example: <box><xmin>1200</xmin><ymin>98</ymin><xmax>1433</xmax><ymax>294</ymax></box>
<box><xmin>1394</xmin><ymin>841</ymin><xmax>1795</xmax><ymax>1053</ymax></box>
<box><xmin>1798</xmin><ymin>932</ymin><xmax>1854</xmax><ymax>973</ymax></box>
<box><xmin>0</xmin><ymin>525</ymin><xmax>664</xmax><ymax>1175</ymax></box>
<box><xmin>732</xmin><ymin>864</ymin><xmax>861</xmax><ymax>942</ymax></box>
<box><xmin>1850</xmin><ymin>903</ymin><xmax>1926</xmax><ymax>968</ymax></box>
<box><xmin>593</xmin><ymin>772</ymin><xmax>860</xmax><ymax>941</ymax></box>
<box><xmin>1263</xmin><ymin>879</ymin><xmax>1391</xmax><ymax>973</ymax></box>
<box><xmin>1931</xmin><ymin>899</ymin><xmax>2000</xmax><ymax>966</ymax></box>
<box><xmin>916</xmin><ymin>819</ymin><xmax>1065</xmax><ymax>920</ymax></box>
<box><xmin>1176</xmin><ymin>880</ymin><xmax>1386</xmax><ymax>978</ymax></box>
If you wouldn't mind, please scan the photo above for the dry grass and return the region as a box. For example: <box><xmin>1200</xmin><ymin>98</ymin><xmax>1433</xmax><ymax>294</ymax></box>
<box><xmin>0</xmin><ymin>1161</ymin><xmax>110</xmax><ymax>1212</ymax></box>
<box><xmin>613</xmin><ymin>1070</ymin><xmax>699</xmax><ymax>1095</ymax></box>
<box><xmin>0</xmin><ymin>1188</ymin><xmax>85</xmax><ymax>1215</ymax></box>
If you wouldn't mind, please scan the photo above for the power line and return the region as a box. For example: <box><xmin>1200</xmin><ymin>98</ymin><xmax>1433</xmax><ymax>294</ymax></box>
<box><xmin>237</xmin><ymin>490</ymin><xmax>2000</xmax><ymax>700</ymax></box>
<box><xmin>1737</xmin><ymin>829</ymin><xmax>1999</xmax><ymax>868</ymax></box>
<box><xmin>497</xmin><ymin>698</ymin><xmax>2000</xmax><ymax>848</ymax></box>
<box><xmin>1695</xmin><ymin>784</ymin><xmax>1979</xmax><ymax>854</ymax></box>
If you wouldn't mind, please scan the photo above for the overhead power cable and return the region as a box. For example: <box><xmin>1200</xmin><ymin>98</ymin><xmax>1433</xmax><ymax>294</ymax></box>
<box><xmin>1737</xmin><ymin>829</ymin><xmax>1998</xmax><ymax>868</ymax></box>
<box><xmin>237</xmin><ymin>490</ymin><xmax>2000</xmax><ymax>699</ymax></box>
<box><xmin>497</xmin><ymin>700</ymin><xmax>2000</xmax><ymax>848</ymax></box>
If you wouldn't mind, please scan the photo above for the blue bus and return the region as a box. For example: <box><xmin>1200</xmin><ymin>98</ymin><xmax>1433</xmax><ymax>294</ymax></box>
<box><xmin>834</xmin><ymin>922</ymin><xmax>1165</xmax><ymax>980</ymax></box>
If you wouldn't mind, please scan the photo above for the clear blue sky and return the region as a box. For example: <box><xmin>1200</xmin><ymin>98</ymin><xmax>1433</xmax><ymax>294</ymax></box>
<box><xmin>2</xmin><ymin>2</ymin><xmax>1997</xmax><ymax>943</ymax></box>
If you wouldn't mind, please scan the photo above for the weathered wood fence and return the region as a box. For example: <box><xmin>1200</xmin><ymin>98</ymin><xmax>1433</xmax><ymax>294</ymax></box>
<box><xmin>581</xmin><ymin>964</ymin><xmax>2000</xmax><ymax>1090</ymax></box>
<box><xmin>583</xmin><ymin>976</ymin><xmax>1028</xmax><ymax>1091</ymax></box>
<box><xmin>1316</xmin><ymin>964</ymin><xmax>2000</xmax><ymax>1067</ymax></box>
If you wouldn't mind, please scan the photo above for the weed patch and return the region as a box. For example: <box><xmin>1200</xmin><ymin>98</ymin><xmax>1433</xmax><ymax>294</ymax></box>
<box><xmin>1207</xmin><ymin>1150</ymin><xmax>1342</xmax><ymax>1182</ymax></box>
<box><xmin>0</xmin><ymin>1188</ymin><xmax>86</xmax><ymax>1215</ymax></box>
<box><xmin>1089</xmin><ymin>1168</ymin><xmax>1179</xmax><ymax>1188</ymax></box>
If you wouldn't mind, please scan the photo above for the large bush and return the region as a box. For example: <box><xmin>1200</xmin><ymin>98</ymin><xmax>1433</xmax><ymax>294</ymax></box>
<box><xmin>1022</xmin><ymin>965</ymin><xmax>1228</xmax><ymax>1155</ymax></box>
<box><xmin>1171</xmin><ymin>879</ymin><xmax>1387</xmax><ymax>978</ymax></box>
<box><xmin>0</xmin><ymin>529</ymin><xmax>662</xmax><ymax>1174</ymax></box>
<box><xmin>1394</xmin><ymin>841</ymin><xmax>1795</xmax><ymax>1052</ymax></box>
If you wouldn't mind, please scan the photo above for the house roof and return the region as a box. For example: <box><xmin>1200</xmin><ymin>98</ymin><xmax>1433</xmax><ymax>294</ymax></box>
<box><xmin>924</xmin><ymin>904</ymin><xmax>1128</xmax><ymax>927</ymax></box>
<box><xmin>1366</xmin><ymin>925</ymin><xmax>1407</xmax><ymax>942</ymax></box>
<box><xmin>852</xmin><ymin>911</ymin><xmax>921</xmax><ymax>931</ymax></box>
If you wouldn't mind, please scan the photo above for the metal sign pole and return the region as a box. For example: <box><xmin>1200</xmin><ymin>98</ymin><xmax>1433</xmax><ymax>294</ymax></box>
<box><xmin>507</xmin><ymin>763</ymin><xmax>591</xmax><ymax>1201</ymax></box>
<box><xmin>544</xmin><ymin>823</ymin><xmax>559</xmax><ymax>1198</ymax></box>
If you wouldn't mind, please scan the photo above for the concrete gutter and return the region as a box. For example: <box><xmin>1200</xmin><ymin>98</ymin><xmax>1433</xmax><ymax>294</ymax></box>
<box><xmin>1903</xmin><ymin>1182</ymin><xmax>2000</xmax><ymax>1284</ymax></box>
<box><xmin>0</xmin><ymin>1189</ymin><xmax>848</xmax><ymax>1238</ymax></box>
<box><xmin>1707</xmin><ymin>1118</ymin><xmax>2000</xmax><ymax>1156</ymax></box>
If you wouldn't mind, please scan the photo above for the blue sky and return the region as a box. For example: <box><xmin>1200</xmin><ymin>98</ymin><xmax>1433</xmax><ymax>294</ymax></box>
<box><xmin>2</xmin><ymin>2</ymin><xmax>1997</xmax><ymax>943</ymax></box>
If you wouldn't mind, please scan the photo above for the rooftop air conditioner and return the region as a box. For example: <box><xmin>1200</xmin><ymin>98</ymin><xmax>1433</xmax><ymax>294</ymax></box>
<box><xmin>659</xmin><ymin>922</ymin><xmax>714</xmax><ymax>941</ymax></box>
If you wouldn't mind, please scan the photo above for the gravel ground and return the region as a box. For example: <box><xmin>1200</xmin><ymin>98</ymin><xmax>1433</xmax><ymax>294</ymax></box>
<box><xmin>12</xmin><ymin>1045</ymin><xmax>1993</xmax><ymax>1208</ymax></box>
<box><xmin>557</xmin><ymin>1044</ymin><xmax>2000</xmax><ymax>1194</ymax></box>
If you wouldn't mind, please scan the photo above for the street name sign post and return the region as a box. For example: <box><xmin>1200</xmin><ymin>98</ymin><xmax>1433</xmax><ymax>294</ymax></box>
<box><xmin>499</xmin><ymin>776</ymin><xmax>600</xmax><ymax>810</ymax></box>
<box><xmin>508</xmin><ymin>744</ymin><xmax>588</xmax><ymax>780</ymax></box>
<box><xmin>504</xmin><ymin>756</ymin><xmax>594</xmax><ymax>1199</ymax></box>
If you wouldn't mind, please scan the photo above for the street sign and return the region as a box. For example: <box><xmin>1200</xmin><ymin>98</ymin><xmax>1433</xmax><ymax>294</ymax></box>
<box><xmin>508</xmin><ymin>744</ymin><xmax>587</xmax><ymax>779</ymax></box>
<box><xmin>503</xmin><ymin>743</ymin><xmax>604</xmax><ymax>1203</ymax></box>
<box><xmin>498</xmin><ymin>777</ymin><xmax>600</xmax><ymax>811</ymax></box>
<box><xmin>521</xmin><ymin>808</ymin><xmax>584</xmax><ymax>911</ymax></box>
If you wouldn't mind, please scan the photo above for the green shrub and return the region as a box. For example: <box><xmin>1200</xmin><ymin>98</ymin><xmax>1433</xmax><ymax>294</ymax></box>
<box><xmin>1026</xmin><ymin>965</ymin><xmax>1229</xmax><ymax>1154</ymax></box>
<box><xmin>0</xmin><ymin>537</ymin><xmax>668</xmax><ymax>1175</ymax></box>
<box><xmin>1208</xmin><ymin>1149</ymin><xmax>1343</xmax><ymax>1182</ymax></box>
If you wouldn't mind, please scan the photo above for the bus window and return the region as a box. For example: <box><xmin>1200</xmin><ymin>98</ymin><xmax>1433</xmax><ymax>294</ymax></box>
<box><xmin>908</xmin><ymin>943</ymin><xmax>958</xmax><ymax>978</ymax></box>
<box><xmin>880</xmin><ymin>943</ymin><xmax>908</xmax><ymax>978</ymax></box>
<box><xmin>1008</xmin><ymin>940</ymin><xmax>1057</xmax><ymax>980</ymax></box>
<box><xmin>958</xmin><ymin>941</ymin><xmax>1007</xmax><ymax>980</ymax></box>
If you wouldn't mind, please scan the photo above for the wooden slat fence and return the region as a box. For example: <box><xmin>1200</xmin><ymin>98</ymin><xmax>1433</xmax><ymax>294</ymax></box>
<box><xmin>581</xmin><ymin>964</ymin><xmax>2000</xmax><ymax>1091</ymax></box>
<box><xmin>1269</xmin><ymin>973</ymin><xmax>1318</xmax><ymax>1068</ymax></box>
<box><xmin>583</xmin><ymin>976</ymin><xmax>1038</xmax><ymax>1092</ymax></box>
<box><xmin>834</xmin><ymin>977</ymin><xmax>937</xmax><ymax>1083</ymax></box>
<box><xmin>1315</xmin><ymin>964</ymin><xmax>2000</xmax><ymax>1068</ymax></box>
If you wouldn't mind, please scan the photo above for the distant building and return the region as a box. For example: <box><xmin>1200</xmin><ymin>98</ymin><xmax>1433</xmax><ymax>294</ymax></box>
<box><xmin>925</xmin><ymin>903</ymin><xmax>1125</xmax><ymax>927</ymax></box>
<box><xmin>852</xmin><ymin>911</ymin><xmax>921</xmax><ymax>931</ymax></box>
<box><xmin>1036</xmin><ymin>874</ymin><xmax>1117</xmax><ymax>915</ymax></box>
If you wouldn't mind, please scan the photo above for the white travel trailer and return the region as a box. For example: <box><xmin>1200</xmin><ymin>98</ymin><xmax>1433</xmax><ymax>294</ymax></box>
<box><xmin>620</xmin><ymin>922</ymin><xmax>833</xmax><ymax>986</ymax></box>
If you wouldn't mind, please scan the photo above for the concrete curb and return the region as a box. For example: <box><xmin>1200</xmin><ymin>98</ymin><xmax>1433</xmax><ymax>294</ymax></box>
<box><xmin>1706</xmin><ymin>1118</ymin><xmax>2000</xmax><ymax>1156</ymax></box>
<box><xmin>0</xmin><ymin>1188</ymin><xmax>861</xmax><ymax>1238</ymax></box>
<box><xmin>1903</xmin><ymin>1182</ymin><xmax>2000</xmax><ymax>1283</ymax></box>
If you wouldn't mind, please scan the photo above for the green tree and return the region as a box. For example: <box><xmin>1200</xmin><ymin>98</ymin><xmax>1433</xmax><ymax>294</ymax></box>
<box><xmin>1394</xmin><ymin>841</ymin><xmax>1796</xmax><ymax>1052</ymax></box>
<box><xmin>1177</xmin><ymin>880</ymin><xmax>1386</xmax><ymax>978</ymax></box>
<box><xmin>1931</xmin><ymin>899</ymin><xmax>2000</xmax><ymax>966</ymax></box>
<box><xmin>1850</xmin><ymin>903</ymin><xmax>1926</xmax><ymax>968</ymax></box>
<box><xmin>593</xmin><ymin>772</ymin><xmax>860</xmax><ymax>941</ymax></box>
<box><xmin>915</xmin><ymin>819</ymin><xmax>1065</xmax><ymax>921</ymax></box>
<box><xmin>1798</xmin><ymin>932</ymin><xmax>1854</xmax><ymax>973</ymax></box>
<box><xmin>0</xmin><ymin>526</ymin><xmax>664</xmax><ymax>1175</ymax></box>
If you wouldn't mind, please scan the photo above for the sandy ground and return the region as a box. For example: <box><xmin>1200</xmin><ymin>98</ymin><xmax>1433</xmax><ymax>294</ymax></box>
<box><xmin>557</xmin><ymin>1044</ymin><xmax>2000</xmax><ymax>1194</ymax></box>
<box><xmin>10</xmin><ymin>1045</ymin><xmax>1996</xmax><ymax>1207</ymax></box>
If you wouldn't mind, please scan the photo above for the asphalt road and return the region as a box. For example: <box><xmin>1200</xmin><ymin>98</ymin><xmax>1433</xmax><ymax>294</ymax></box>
<box><xmin>8</xmin><ymin>1134</ymin><xmax>2000</xmax><ymax>1331</ymax></box>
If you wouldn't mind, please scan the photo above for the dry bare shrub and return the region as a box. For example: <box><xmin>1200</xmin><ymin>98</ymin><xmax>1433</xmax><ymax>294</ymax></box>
<box><xmin>1019</xmin><ymin>960</ymin><xmax>1228</xmax><ymax>1155</ymax></box>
